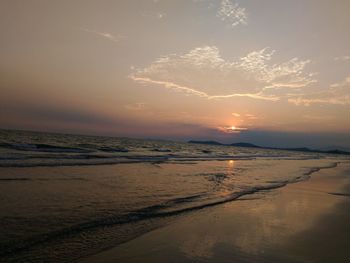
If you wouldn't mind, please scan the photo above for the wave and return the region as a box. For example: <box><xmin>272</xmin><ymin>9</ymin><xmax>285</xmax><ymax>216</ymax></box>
<box><xmin>0</xmin><ymin>153</ymin><xmax>317</xmax><ymax>167</ymax></box>
<box><xmin>0</xmin><ymin>142</ymin><xmax>131</xmax><ymax>154</ymax></box>
<box><xmin>328</xmin><ymin>192</ymin><xmax>350</xmax><ymax>197</ymax></box>
<box><xmin>96</xmin><ymin>147</ymin><xmax>129</xmax><ymax>153</ymax></box>
<box><xmin>151</xmin><ymin>148</ymin><xmax>172</xmax><ymax>152</ymax></box>
<box><xmin>0</xmin><ymin>143</ymin><xmax>91</xmax><ymax>153</ymax></box>
<box><xmin>0</xmin><ymin>162</ymin><xmax>338</xmax><ymax>258</ymax></box>
<box><xmin>303</xmin><ymin>161</ymin><xmax>338</xmax><ymax>176</ymax></box>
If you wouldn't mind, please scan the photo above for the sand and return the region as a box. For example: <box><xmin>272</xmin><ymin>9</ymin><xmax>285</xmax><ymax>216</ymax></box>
<box><xmin>83</xmin><ymin>162</ymin><xmax>350</xmax><ymax>263</ymax></box>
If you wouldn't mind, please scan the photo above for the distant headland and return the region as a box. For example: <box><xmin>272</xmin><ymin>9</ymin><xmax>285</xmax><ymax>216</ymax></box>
<box><xmin>188</xmin><ymin>140</ymin><xmax>350</xmax><ymax>155</ymax></box>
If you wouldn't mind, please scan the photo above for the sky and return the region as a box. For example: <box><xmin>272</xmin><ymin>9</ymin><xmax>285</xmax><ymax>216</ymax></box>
<box><xmin>1</xmin><ymin>0</ymin><xmax>350</xmax><ymax>149</ymax></box>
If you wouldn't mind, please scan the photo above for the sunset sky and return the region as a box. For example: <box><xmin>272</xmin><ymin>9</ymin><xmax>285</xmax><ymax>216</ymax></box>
<box><xmin>1</xmin><ymin>0</ymin><xmax>350</xmax><ymax>148</ymax></box>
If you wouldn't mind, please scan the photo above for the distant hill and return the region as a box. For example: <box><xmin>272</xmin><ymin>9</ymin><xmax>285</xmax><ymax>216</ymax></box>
<box><xmin>188</xmin><ymin>141</ymin><xmax>260</xmax><ymax>148</ymax></box>
<box><xmin>188</xmin><ymin>140</ymin><xmax>350</xmax><ymax>155</ymax></box>
<box><xmin>319</xmin><ymin>146</ymin><xmax>350</xmax><ymax>152</ymax></box>
<box><xmin>230</xmin><ymin>142</ymin><xmax>260</xmax><ymax>148</ymax></box>
<box><xmin>188</xmin><ymin>140</ymin><xmax>224</xmax><ymax>146</ymax></box>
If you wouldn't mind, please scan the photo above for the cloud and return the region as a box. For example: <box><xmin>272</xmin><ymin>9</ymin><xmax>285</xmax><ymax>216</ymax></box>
<box><xmin>232</xmin><ymin>112</ymin><xmax>260</xmax><ymax>120</ymax></box>
<box><xmin>334</xmin><ymin>56</ymin><xmax>350</xmax><ymax>62</ymax></box>
<box><xmin>157</xmin><ymin>12</ymin><xmax>166</xmax><ymax>19</ymax></box>
<box><xmin>245</xmin><ymin>114</ymin><xmax>259</xmax><ymax>120</ymax></box>
<box><xmin>1</xmin><ymin>103</ymin><xmax>121</xmax><ymax>127</ymax></box>
<box><xmin>130</xmin><ymin>46</ymin><xmax>315</xmax><ymax>101</ymax></box>
<box><xmin>288</xmin><ymin>77</ymin><xmax>350</xmax><ymax>106</ymax></box>
<box><xmin>217</xmin><ymin>0</ymin><xmax>247</xmax><ymax>27</ymax></box>
<box><xmin>80</xmin><ymin>28</ymin><xmax>125</xmax><ymax>43</ymax></box>
<box><xmin>141</xmin><ymin>11</ymin><xmax>167</xmax><ymax>19</ymax></box>
<box><xmin>302</xmin><ymin>115</ymin><xmax>335</xmax><ymax>122</ymax></box>
<box><xmin>124</xmin><ymin>102</ymin><xmax>147</xmax><ymax>111</ymax></box>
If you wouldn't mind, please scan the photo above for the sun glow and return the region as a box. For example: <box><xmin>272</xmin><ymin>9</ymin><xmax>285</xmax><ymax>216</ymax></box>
<box><xmin>218</xmin><ymin>125</ymin><xmax>248</xmax><ymax>133</ymax></box>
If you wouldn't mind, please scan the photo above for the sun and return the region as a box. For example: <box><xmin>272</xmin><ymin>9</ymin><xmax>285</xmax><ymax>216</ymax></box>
<box><xmin>218</xmin><ymin>125</ymin><xmax>248</xmax><ymax>133</ymax></box>
<box><xmin>226</xmin><ymin>125</ymin><xmax>248</xmax><ymax>133</ymax></box>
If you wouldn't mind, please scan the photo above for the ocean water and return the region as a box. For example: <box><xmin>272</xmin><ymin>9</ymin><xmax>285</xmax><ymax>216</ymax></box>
<box><xmin>0</xmin><ymin>130</ymin><xmax>346</xmax><ymax>262</ymax></box>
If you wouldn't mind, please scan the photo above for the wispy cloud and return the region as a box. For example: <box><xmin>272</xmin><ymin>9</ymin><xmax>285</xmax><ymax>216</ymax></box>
<box><xmin>238</xmin><ymin>48</ymin><xmax>316</xmax><ymax>90</ymax></box>
<box><xmin>80</xmin><ymin>28</ymin><xmax>125</xmax><ymax>43</ymax></box>
<box><xmin>217</xmin><ymin>0</ymin><xmax>247</xmax><ymax>27</ymax></box>
<box><xmin>288</xmin><ymin>77</ymin><xmax>350</xmax><ymax>106</ymax></box>
<box><xmin>334</xmin><ymin>56</ymin><xmax>350</xmax><ymax>62</ymax></box>
<box><xmin>302</xmin><ymin>115</ymin><xmax>335</xmax><ymax>122</ymax></box>
<box><xmin>124</xmin><ymin>103</ymin><xmax>147</xmax><ymax>111</ymax></box>
<box><xmin>245</xmin><ymin>114</ymin><xmax>259</xmax><ymax>120</ymax></box>
<box><xmin>141</xmin><ymin>11</ymin><xmax>167</xmax><ymax>20</ymax></box>
<box><xmin>130</xmin><ymin>74</ymin><xmax>278</xmax><ymax>101</ymax></box>
<box><xmin>130</xmin><ymin>46</ymin><xmax>315</xmax><ymax>101</ymax></box>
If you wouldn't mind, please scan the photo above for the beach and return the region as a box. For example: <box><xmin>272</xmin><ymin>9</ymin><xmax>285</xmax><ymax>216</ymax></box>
<box><xmin>2</xmin><ymin>1</ymin><xmax>350</xmax><ymax>262</ymax></box>
<box><xmin>1</xmin><ymin>130</ymin><xmax>350</xmax><ymax>262</ymax></box>
<box><xmin>84</xmin><ymin>162</ymin><xmax>350</xmax><ymax>263</ymax></box>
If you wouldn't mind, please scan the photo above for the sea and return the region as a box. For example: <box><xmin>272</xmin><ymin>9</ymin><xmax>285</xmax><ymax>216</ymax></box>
<box><xmin>0</xmin><ymin>129</ymin><xmax>347</xmax><ymax>262</ymax></box>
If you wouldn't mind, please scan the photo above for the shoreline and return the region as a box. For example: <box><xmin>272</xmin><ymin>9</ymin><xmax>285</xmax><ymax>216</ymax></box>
<box><xmin>84</xmin><ymin>161</ymin><xmax>350</xmax><ymax>262</ymax></box>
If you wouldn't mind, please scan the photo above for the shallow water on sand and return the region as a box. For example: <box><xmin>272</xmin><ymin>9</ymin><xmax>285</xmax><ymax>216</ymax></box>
<box><xmin>85</xmin><ymin>163</ymin><xmax>350</xmax><ymax>263</ymax></box>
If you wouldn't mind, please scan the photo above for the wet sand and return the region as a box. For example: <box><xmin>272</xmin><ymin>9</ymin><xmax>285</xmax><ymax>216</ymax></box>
<box><xmin>84</xmin><ymin>162</ymin><xmax>350</xmax><ymax>263</ymax></box>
